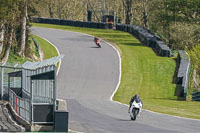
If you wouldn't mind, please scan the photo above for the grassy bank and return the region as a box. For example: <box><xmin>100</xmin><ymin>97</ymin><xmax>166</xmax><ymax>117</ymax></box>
<box><xmin>31</xmin><ymin>23</ymin><xmax>200</xmax><ymax>119</ymax></box>
<box><xmin>31</xmin><ymin>35</ymin><xmax>59</xmax><ymax>59</ymax></box>
<box><xmin>7</xmin><ymin>36</ymin><xmax>37</xmax><ymax>63</ymax></box>
<box><xmin>7</xmin><ymin>34</ymin><xmax>58</xmax><ymax>64</ymax></box>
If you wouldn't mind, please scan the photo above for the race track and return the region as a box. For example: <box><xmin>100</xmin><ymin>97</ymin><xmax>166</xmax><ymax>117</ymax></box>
<box><xmin>31</xmin><ymin>27</ymin><xmax>200</xmax><ymax>133</ymax></box>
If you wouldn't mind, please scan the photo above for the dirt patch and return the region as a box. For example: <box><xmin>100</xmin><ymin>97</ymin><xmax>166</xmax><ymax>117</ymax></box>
<box><xmin>39</xmin><ymin>48</ymin><xmax>44</xmax><ymax>61</ymax></box>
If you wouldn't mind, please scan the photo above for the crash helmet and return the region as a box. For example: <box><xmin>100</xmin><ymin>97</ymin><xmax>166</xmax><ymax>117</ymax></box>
<box><xmin>135</xmin><ymin>94</ymin><xmax>139</xmax><ymax>98</ymax></box>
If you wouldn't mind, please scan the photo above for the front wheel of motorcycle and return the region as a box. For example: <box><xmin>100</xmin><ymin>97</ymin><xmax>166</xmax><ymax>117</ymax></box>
<box><xmin>131</xmin><ymin>109</ymin><xmax>137</xmax><ymax>121</ymax></box>
<box><xmin>132</xmin><ymin>115</ymin><xmax>136</xmax><ymax>120</ymax></box>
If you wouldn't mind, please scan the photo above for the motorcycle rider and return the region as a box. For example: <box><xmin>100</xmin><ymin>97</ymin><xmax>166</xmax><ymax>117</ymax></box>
<box><xmin>94</xmin><ymin>37</ymin><xmax>101</xmax><ymax>47</ymax></box>
<box><xmin>128</xmin><ymin>94</ymin><xmax>143</xmax><ymax>115</ymax></box>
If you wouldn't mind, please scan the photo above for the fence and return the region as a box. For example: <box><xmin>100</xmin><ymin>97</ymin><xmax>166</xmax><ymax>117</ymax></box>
<box><xmin>0</xmin><ymin>64</ymin><xmax>22</xmax><ymax>100</ymax></box>
<box><xmin>4</xmin><ymin>65</ymin><xmax>56</xmax><ymax>124</ymax></box>
<box><xmin>1</xmin><ymin>55</ymin><xmax>63</xmax><ymax>124</ymax></box>
<box><xmin>9</xmin><ymin>89</ymin><xmax>31</xmax><ymax>122</ymax></box>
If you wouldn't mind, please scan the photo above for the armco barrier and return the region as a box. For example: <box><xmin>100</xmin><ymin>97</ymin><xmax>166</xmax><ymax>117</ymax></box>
<box><xmin>176</xmin><ymin>50</ymin><xmax>190</xmax><ymax>99</ymax></box>
<box><xmin>32</xmin><ymin>37</ymin><xmax>40</xmax><ymax>56</ymax></box>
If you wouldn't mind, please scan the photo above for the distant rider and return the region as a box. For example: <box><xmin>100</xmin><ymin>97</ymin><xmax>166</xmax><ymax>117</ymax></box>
<box><xmin>128</xmin><ymin>94</ymin><xmax>143</xmax><ymax>115</ymax></box>
<box><xmin>94</xmin><ymin>37</ymin><xmax>100</xmax><ymax>44</ymax></box>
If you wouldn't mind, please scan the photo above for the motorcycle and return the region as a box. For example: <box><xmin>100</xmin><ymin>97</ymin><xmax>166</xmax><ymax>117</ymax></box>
<box><xmin>129</xmin><ymin>100</ymin><xmax>142</xmax><ymax>121</ymax></box>
<box><xmin>94</xmin><ymin>37</ymin><xmax>101</xmax><ymax>48</ymax></box>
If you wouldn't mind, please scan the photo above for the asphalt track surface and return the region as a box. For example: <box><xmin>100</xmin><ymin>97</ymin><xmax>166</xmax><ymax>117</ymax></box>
<box><xmin>32</xmin><ymin>27</ymin><xmax>200</xmax><ymax>133</ymax></box>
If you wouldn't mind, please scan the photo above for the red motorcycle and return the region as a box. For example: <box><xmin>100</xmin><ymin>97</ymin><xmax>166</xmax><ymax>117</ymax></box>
<box><xmin>94</xmin><ymin>37</ymin><xmax>101</xmax><ymax>48</ymax></box>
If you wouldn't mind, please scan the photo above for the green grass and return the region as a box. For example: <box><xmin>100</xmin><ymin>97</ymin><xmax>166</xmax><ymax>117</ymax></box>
<box><xmin>7</xmin><ymin>52</ymin><xmax>27</xmax><ymax>64</ymax></box>
<box><xmin>31</xmin><ymin>23</ymin><xmax>200</xmax><ymax>119</ymax></box>
<box><xmin>31</xmin><ymin>35</ymin><xmax>59</xmax><ymax>68</ymax></box>
<box><xmin>7</xmin><ymin>36</ymin><xmax>37</xmax><ymax>64</ymax></box>
<box><xmin>31</xmin><ymin>35</ymin><xmax>58</xmax><ymax>59</ymax></box>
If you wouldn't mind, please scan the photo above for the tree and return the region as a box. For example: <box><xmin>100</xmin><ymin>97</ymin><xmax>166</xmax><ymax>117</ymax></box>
<box><xmin>155</xmin><ymin>0</ymin><xmax>200</xmax><ymax>49</ymax></box>
<box><xmin>0</xmin><ymin>22</ymin><xmax>5</xmax><ymax>55</ymax></box>
<box><xmin>0</xmin><ymin>0</ymin><xmax>8</xmax><ymax>55</ymax></box>
<box><xmin>175</xmin><ymin>0</ymin><xmax>200</xmax><ymax>23</ymax></box>
<box><xmin>122</xmin><ymin>0</ymin><xmax>133</xmax><ymax>24</ymax></box>
<box><xmin>1</xmin><ymin>25</ymin><xmax>14</xmax><ymax>63</ymax></box>
<box><xmin>0</xmin><ymin>0</ymin><xmax>20</xmax><ymax>63</ymax></box>
<box><xmin>132</xmin><ymin>0</ymin><xmax>158</xmax><ymax>28</ymax></box>
<box><xmin>188</xmin><ymin>45</ymin><xmax>200</xmax><ymax>79</ymax></box>
<box><xmin>18</xmin><ymin>0</ymin><xmax>27</xmax><ymax>56</ymax></box>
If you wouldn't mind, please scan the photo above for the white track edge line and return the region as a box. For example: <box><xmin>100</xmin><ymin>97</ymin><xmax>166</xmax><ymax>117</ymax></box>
<box><xmin>58</xmin><ymin>30</ymin><xmax>122</xmax><ymax>102</ymax></box>
<box><xmin>103</xmin><ymin>35</ymin><xmax>200</xmax><ymax>121</ymax></box>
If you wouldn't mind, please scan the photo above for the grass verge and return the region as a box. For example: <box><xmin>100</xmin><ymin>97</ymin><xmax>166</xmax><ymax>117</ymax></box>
<box><xmin>31</xmin><ymin>35</ymin><xmax>59</xmax><ymax>59</ymax></box>
<box><xmin>31</xmin><ymin>23</ymin><xmax>200</xmax><ymax>119</ymax></box>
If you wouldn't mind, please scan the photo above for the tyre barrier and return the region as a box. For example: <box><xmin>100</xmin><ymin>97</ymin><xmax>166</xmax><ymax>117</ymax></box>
<box><xmin>176</xmin><ymin>50</ymin><xmax>190</xmax><ymax>99</ymax></box>
<box><xmin>32</xmin><ymin>17</ymin><xmax>110</xmax><ymax>29</ymax></box>
<box><xmin>115</xmin><ymin>24</ymin><xmax>173</xmax><ymax>57</ymax></box>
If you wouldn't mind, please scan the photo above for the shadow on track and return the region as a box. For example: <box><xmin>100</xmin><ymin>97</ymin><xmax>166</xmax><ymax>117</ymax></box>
<box><xmin>90</xmin><ymin>46</ymin><xmax>101</xmax><ymax>48</ymax></box>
